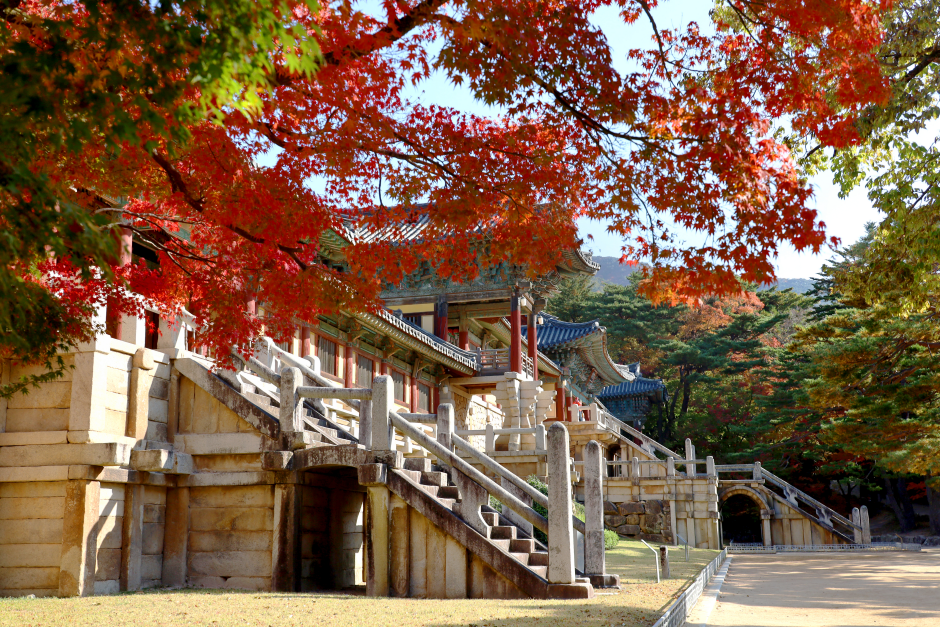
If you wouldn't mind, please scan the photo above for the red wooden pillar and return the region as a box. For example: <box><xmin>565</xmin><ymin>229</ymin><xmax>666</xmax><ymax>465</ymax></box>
<box><xmin>380</xmin><ymin>359</ymin><xmax>388</xmax><ymax>376</ymax></box>
<box><xmin>435</xmin><ymin>295</ymin><xmax>449</xmax><ymax>340</ymax></box>
<box><xmin>527</xmin><ymin>311</ymin><xmax>539</xmax><ymax>378</ymax></box>
<box><xmin>410</xmin><ymin>374</ymin><xmax>418</xmax><ymax>413</ymax></box>
<box><xmin>509</xmin><ymin>292</ymin><xmax>522</xmax><ymax>373</ymax></box>
<box><xmin>300</xmin><ymin>326</ymin><xmax>311</xmax><ymax>358</ymax></box>
<box><xmin>106</xmin><ymin>227</ymin><xmax>134</xmax><ymax>340</ymax></box>
<box><xmin>345</xmin><ymin>346</ymin><xmax>355</xmax><ymax>388</ymax></box>
<box><xmin>566</xmin><ymin>393</ymin><xmax>575</xmax><ymax>422</ymax></box>
<box><xmin>555</xmin><ymin>382</ymin><xmax>567</xmax><ymax>422</ymax></box>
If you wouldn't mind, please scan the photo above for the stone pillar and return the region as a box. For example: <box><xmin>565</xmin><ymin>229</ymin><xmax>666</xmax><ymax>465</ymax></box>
<box><xmin>372</xmin><ymin>375</ymin><xmax>393</xmax><ymax>451</ymax></box>
<box><xmin>127</xmin><ymin>348</ymin><xmax>156</xmax><ymax>439</ymax></box>
<box><xmin>684</xmin><ymin>439</ymin><xmax>695</xmax><ymax>477</ymax></box>
<box><xmin>753</xmin><ymin>461</ymin><xmax>762</xmax><ymax>481</ymax></box>
<box><xmin>852</xmin><ymin>507</ymin><xmax>863</xmax><ymax>543</ymax></box>
<box><xmin>861</xmin><ymin>506</ymin><xmax>871</xmax><ymax>544</ymax></box>
<box><xmin>510</xmin><ymin>291</ymin><xmax>522</xmax><ymax>374</ymax></box>
<box><xmin>59</xmin><ymin>479</ymin><xmax>101</xmax><ymax>597</ymax></box>
<box><xmin>120</xmin><ymin>483</ymin><xmax>144</xmax><ymax>591</ymax></box>
<box><xmin>706</xmin><ymin>456</ymin><xmax>716</xmax><ymax>478</ymax></box>
<box><xmin>272</xmin><ymin>483</ymin><xmax>301</xmax><ymax>592</ymax></box>
<box><xmin>485</xmin><ymin>423</ymin><xmax>495</xmax><ymax>452</ymax></box>
<box><xmin>667</xmin><ymin>457</ymin><xmax>676</xmax><ymax>477</ymax></box>
<box><xmin>68</xmin><ymin>337</ymin><xmax>110</xmax><ymax>440</ymax></box>
<box><xmin>584</xmin><ymin>440</ymin><xmax>605</xmax><ymax>577</ymax></box>
<box><xmin>437</xmin><ymin>402</ymin><xmax>454</xmax><ymax>452</ymax></box>
<box><xmin>659</xmin><ymin>545</ymin><xmax>670</xmax><ymax>579</ymax></box>
<box><xmin>279</xmin><ymin>366</ymin><xmax>303</xmax><ymax>432</ymax></box>
<box><xmin>388</xmin><ymin>494</ymin><xmax>410</xmax><ymax>597</ymax></box>
<box><xmin>365</xmin><ymin>486</ymin><xmax>390</xmax><ymax>596</ymax></box>
<box><xmin>547</xmin><ymin>423</ymin><xmax>575</xmax><ymax>584</ymax></box>
<box><xmin>762</xmin><ymin>514</ymin><xmax>772</xmax><ymax>547</ymax></box>
<box><xmin>162</xmin><ymin>487</ymin><xmax>189</xmax><ymax>587</ymax></box>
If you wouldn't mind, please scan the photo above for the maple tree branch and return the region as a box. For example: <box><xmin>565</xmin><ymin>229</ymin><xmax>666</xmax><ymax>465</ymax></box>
<box><xmin>149</xmin><ymin>150</ymin><xmax>309</xmax><ymax>270</ymax></box>
<box><xmin>637</xmin><ymin>0</ymin><xmax>674</xmax><ymax>84</ymax></box>
<box><xmin>903</xmin><ymin>46</ymin><xmax>940</xmax><ymax>84</ymax></box>
<box><xmin>276</xmin><ymin>0</ymin><xmax>445</xmax><ymax>85</ymax></box>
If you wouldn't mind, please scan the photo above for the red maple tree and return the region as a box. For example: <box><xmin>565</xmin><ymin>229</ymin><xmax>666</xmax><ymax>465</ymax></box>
<box><xmin>4</xmin><ymin>0</ymin><xmax>891</xmax><ymax>363</ymax></box>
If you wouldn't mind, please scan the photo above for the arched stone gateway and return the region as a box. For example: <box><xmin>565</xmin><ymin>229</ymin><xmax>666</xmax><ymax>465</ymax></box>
<box><xmin>718</xmin><ymin>485</ymin><xmax>773</xmax><ymax>546</ymax></box>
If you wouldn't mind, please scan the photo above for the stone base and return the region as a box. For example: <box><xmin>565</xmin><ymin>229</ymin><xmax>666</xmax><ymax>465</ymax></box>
<box><xmin>587</xmin><ymin>573</ymin><xmax>620</xmax><ymax>589</ymax></box>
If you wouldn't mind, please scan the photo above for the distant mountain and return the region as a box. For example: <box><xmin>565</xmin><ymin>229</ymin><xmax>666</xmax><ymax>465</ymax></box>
<box><xmin>590</xmin><ymin>255</ymin><xmax>813</xmax><ymax>294</ymax></box>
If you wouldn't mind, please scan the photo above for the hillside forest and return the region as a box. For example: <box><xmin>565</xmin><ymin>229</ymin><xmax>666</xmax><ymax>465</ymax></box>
<box><xmin>548</xmin><ymin>227</ymin><xmax>940</xmax><ymax>538</ymax></box>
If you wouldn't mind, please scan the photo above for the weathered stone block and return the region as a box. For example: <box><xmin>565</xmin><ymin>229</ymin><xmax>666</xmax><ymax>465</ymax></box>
<box><xmin>96</xmin><ymin>516</ymin><xmax>122</xmax><ymax>549</ymax></box>
<box><xmin>604</xmin><ymin>501</ymin><xmax>619</xmax><ymax>515</ymax></box>
<box><xmin>189</xmin><ymin>550</ymin><xmax>273</xmax><ymax>578</ymax></box>
<box><xmin>190</xmin><ymin>576</ymin><xmax>270</xmax><ymax>591</ymax></box>
<box><xmin>4</xmin><ymin>408</ymin><xmax>70</xmax><ymax>433</ymax></box>
<box><xmin>618</xmin><ymin>502</ymin><xmax>646</xmax><ymax>515</ymax></box>
<box><xmin>0</xmin><ymin>496</ymin><xmax>65</xmax><ymax>520</ymax></box>
<box><xmin>645</xmin><ymin>500</ymin><xmax>663</xmax><ymax>515</ymax></box>
<box><xmin>190</xmin><ymin>507</ymin><xmax>273</xmax><ymax>531</ymax></box>
<box><xmin>141</xmin><ymin>554</ymin><xmax>162</xmax><ymax>580</ymax></box>
<box><xmin>143</xmin><ymin>504</ymin><xmax>165</xmax><ymax>524</ymax></box>
<box><xmin>7</xmin><ymin>382</ymin><xmax>71</xmax><ymax>410</ymax></box>
<box><xmin>0</xmin><ymin>481</ymin><xmax>67</xmax><ymax>499</ymax></box>
<box><xmin>0</xmin><ymin>443</ymin><xmax>132</xmax><ymax>468</ymax></box>
<box><xmin>190</xmin><ymin>485</ymin><xmax>273</xmax><ymax>509</ymax></box>
<box><xmin>0</xmin><ymin>567</ymin><xmax>59</xmax><ymax>590</ymax></box>
<box><xmin>0</xmin><ymin>544</ymin><xmax>61</xmax><ymax>568</ymax></box>
<box><xmin>624</xmin><ymin>514</ymin><xmax>640</xmax><ymax>525</ymax></box>
<box><xmin>640</xmin><ymin>533</ymin><xmax>668</xmax><ymax>544</ymax></box>
<box><xmin>616</xmin><ymin>524</ymin><xmax>641</xmax><ymax>536</ymax></box>
<box><xmin>95</xmin><ymin>548</ymin><xmax>120</xmax><ymax>581</ymax></box>
<box><xmin>142</xmin><ymin>523</ymin><xmax>164</xmax><ymax>555</ymax></box>
<box><xmin>604</xmin><ymin>515</ymin><xmax>626</xmax><ymax>528</ymax></box>
<box><xmin>0</xmin><ymin>519</ymin><xmax>62</xmax><ymax>545</ymax></box>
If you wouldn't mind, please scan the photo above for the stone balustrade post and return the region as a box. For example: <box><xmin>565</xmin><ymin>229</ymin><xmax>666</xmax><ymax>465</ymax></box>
<box><xmin>684</xmin><ymin>439</ymin><xmax>696</xmax><ymax>477</ymax></box>
<box><xmin>631</xmin><ymin>456</ymin><xmax>640</xmax><ymax>481</ymax></box>
<box><xmin>547</xmin><ymin>423</ymin><xmax>575</xmax><ymax>584</ymax></box>
<box><xmin>667</xmin><ymin>457</ymin><xmax>676</xmax><ymax>477</ymax></box>
<box><xmin>706</xmin><ymin>456</ymin><xmax>716</xmax><ymax>478</ymax></box>
<box><xmin>436</xmin><ymin>403</ymin><xmax>454</xmax><ymax>452</ymax></box>
<box><xmin>279</xmin><ymin>366</ymin><xmax>304</xmax><ymax>432</ymax></box>
<box><xmin>485</xmin><ymin>423</ymin><xmax>495</xmax><ymax>452</ymax></box>
<box><xmin>535</xmin><ymin>424</ymin><xmax>546</xmax><ymax>451</ymax></box>
<box><xmin>861</xmin><ymin>506</ymin><xmax>871</xmax><ymax>544</ymax></box>
<box><xmin>371</xmin><ymin>375</ymin><xmax>393</xmax><ymax>451</ymax></box>
<box><xmin>753</xmin><ymin>461</ymin><xmax>762</xmax><ymax>482</ymax></box>
<box><xmin>584</xmin><ymin>440</ymin><xmax>605</xmax><ymax>577</ymax></box>
<box><xmin>359</xmin><ymin>399</ymin><xmax>373</xmax><ymax>450</ymax></box>
<box><xmin>852</xmin><ymin>507</ymin><xmax>863</xmax><ymax>543</ymax></box>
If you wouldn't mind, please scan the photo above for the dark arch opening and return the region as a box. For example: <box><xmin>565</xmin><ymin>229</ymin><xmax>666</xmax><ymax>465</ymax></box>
<box><xmin>720</xmin><ymin>494</ymin><xmax>762</xmax><ymax>545</ymax></box>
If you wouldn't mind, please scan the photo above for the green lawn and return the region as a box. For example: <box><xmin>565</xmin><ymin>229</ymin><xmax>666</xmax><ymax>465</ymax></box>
<box><xmin>0</xmin><ymin>541</ymin><xmax>719</xmax><ymax>627</ymax></box>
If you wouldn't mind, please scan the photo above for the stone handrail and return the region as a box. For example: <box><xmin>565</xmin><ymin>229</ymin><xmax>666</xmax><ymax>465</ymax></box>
<box><xmin>389</xmin><ymin>410</ymin><xmax>551</xmax><ymax>535</ymax></box>
<box><xmin>714</xmin><ymin>462</ymin><xmax>861</xmax><ymax>533</ymax></box>
<box><xmin>261</xmin><ymin>338</ymin><xmax>364</xmax><ymax>411</ymax></box>
<box><xmin>455</xmin><ymin>424</ymin><xmax>547</xmax><ymax>453</ymax></box>
<box><xmin>602</xmin><ymin>410</ymin><xmax>683</xmax><ymax>460</ymax></box>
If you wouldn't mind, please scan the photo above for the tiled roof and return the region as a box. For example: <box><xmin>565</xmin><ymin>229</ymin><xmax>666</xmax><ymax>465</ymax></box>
<box><xmin>598</xmin><ymin>378</ymin><xmax>667</xmax><ymax>398</ymax></box>
<box><xmin>522</xmin><ymin>313</ymin><xmax>602</xmax><ymax>348</ymax></box>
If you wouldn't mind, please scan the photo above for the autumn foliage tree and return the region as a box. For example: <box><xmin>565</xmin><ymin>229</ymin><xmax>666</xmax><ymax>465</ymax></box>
<box><xmin>2</xmin><ymin>0</ymin><xmax>892</xmax><ymax>395</ymax></box>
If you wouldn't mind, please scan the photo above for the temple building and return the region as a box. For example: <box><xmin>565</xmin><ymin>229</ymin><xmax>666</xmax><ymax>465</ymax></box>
<box><xmin>597</xmin><ymin>363</ymin><xmax>668</xmax><ymax>428</ymax></box>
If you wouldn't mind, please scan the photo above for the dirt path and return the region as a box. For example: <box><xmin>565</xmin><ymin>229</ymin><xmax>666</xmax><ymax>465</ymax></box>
<box><xmin>690</xmin><ymin>550</ymin><xmax>940</xmax><ymax>627</ymax></box>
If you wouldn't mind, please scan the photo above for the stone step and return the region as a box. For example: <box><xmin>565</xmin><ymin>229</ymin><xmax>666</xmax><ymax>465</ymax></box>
<box><xmin>437</xmin><ymin>486</ymin><xmax>460</xmax><ymax>499</ymax></box>
<box><xmin>509</xmin><ymin>538</ymin><xmax>535</xmax><ymax>553</ymax></box>
<box><xmin>400</xmin><ymin>469</ymin><xmax>422</xmax><ymax>483</ymax></box>
<box><xmin>404</xmin><ymin>458</ymin><xmax>432</xmax><ymax>472</ymax></box>
<box><xmin>490</xmin><ymin>525</ymin><xmax>516</xmax><ymax>540</ymax></box>
<box><xmin>420</xmin><ymin>485</ymin><xmax>441</xmax><ymax>497</ymax></box>
<box><xmin>420</xmin><ymin>471</ymin><xmax>448</xmax><ymax>486</ymax></box>
<box><xmin>528</xmin><ymin>551</ymin><xmax>549</xmax><ymax>567</ymax></box>
<box><xmin>509</xmin><ymin>552</ymin><xmax>530</xmax><ymax>566</ymax></box>
<box><xmin>481</xmin><ymin>511</ymin><xmax>499</xmax><ymax>526</ymax></box>
<box><xmin>244</xmin><ymin>392</ymin><xmax>275</xmax><ymax>409</ymax></box>
<box><xmin>438</xmin><ymin>498</ymin><xmax>456</xmax><ymax>509</ymax></box>
<box><xmin>489</xmin><ymin>538</ymin><xmax>511</xmax><ymax>552</ymax></box>
<box><xmin>529</xmin><ymin>565</ymin><xmax>548</xmax><ymax>579</ymax></box>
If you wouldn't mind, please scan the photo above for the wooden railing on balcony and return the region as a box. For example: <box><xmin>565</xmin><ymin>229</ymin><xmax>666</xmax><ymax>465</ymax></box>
<box><xmin>477</xmin><ymin>347</ymin><xmax>534</xmax><ymax>378</ymax></box>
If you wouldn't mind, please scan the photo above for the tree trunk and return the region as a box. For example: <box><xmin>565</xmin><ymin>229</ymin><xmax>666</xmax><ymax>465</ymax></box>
<box><xmin>927</xmin><ymin>474</ymin><xmax>940</xmax><ymax>536</ymax></box>
<box><xmin>884</xmin><ymin>477</ymin><xmax>916</xmax><ymax>533</ymax></box>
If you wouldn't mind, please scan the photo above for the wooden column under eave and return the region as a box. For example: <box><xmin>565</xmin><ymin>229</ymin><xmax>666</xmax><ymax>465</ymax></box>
<box><xmin>345</xmin><ymin>346</ymin><xmax>355</xmax><ymax>388</ymax></box>
<box><xmin>527</xmin><ymin>311</ymin><xmax>539</xmax><ymax>378</ymax></box>
<box><xmin>106</xmin><ymin>226</ymin><xmax>134</xmax><ymax>340</ymax></box>
<box><xmin>435</xmin><ymin>294</ymin><xmax>448</xmax><ymax>340</ymax></box>
<box><xmin>300</xmin><ymin>326</ymin><xmax>311</xmax><ymax>357</ymax></box>
<box><xmin>510</xmin><ymin>292</ymin><xmax>522</xmax><ymax>374</ymax></box>
<box><xmin>555</xmin><ymin>382</ymin><xmax>567</xmax><ymax>422</ymax></box>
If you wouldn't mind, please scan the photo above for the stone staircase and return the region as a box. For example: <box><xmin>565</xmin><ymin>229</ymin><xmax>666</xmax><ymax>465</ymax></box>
<box><xmin>398</xmin><ymin>457</ymin><xmax>552</xmax><ymax>581</ymax></box>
